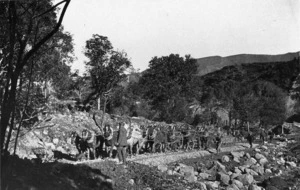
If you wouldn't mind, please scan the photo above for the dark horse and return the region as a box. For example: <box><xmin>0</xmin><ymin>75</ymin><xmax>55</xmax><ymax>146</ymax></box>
<box><xmin>145</xmin><ymin>127</ymin><xmax>167</xmax><ymax>153</ymax></box>
<box><xmin>70</xmin><ymin>131</ymin><xmax>104</xmax><ymax>160</ymax></box>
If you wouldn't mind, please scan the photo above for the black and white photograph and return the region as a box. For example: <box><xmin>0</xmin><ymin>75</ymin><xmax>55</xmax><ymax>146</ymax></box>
<box><xmin>1</xmin><ymin>0</ymin><xmax>300</xmax><ymax>189</ymax></box>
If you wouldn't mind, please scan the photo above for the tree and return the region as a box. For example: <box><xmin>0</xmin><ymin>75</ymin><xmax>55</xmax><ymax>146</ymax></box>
<box><xmin>0</xmin><ymin>0</ymin><xmax>71</xmax><ymax>152</ymax></box>
<box><xmin>83</xmin><ymin>34</ymin><xmax>131</xmax><ymax>127</ymax></box>
<box><xmin>138</xmin><ymin>54</ymin><xmax>198</xmax><ymax>122</ymax></box>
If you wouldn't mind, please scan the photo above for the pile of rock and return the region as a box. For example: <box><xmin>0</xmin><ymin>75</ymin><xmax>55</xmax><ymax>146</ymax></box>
<box><xmin>9</xmin><ymin>111</ymin><xmax>110</xmax><ymax>160</ymax></box>
<box><xmin>157</xmin><ymin>142</ymin><xmax>299</xmax><ymax>190</ymax></box>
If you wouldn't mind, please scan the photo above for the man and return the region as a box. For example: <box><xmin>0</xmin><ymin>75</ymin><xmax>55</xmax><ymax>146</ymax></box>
<box><xmin>116</xmin><ymin>122</ymin><xmax>127</xmax><ymax>165</ymax></box>
<box><xmin>182</xmin><ymin>125</ymin><xmax>191</xmax><ymax>150</ymax></box>
<box><xmin>246</xmin><ymin>131</ymin><xmax>254</xmax><ymax>148</ymax></box>
<box><xmin>259</xmin><ymin>127</ymin><xmax>266</xmax><ymax>145</ymax></box>
<box><xmin>103</xmin><ymin>124</ymin><xmax>113</xmax><ymax>146</ymax></box>
<box><xmin>215</xmin><ymin>132</ymin><xmax>222</xmax><ymax>153</ymax></box>
<box><xmin>202</xmin><ymin>128</ymin><xmax>209</xmax><ymax>150</ymax></box>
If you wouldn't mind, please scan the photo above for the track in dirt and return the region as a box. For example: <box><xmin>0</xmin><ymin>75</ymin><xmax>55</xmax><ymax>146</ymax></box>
<box><xmin>63</xmin><ymin>142</ymin><xmax>257</xmax><ymax>166</ymax></box>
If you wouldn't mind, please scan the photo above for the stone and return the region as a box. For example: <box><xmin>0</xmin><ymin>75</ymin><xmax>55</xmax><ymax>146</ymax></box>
<box><xmin>167</xmin><ymin>170</ymin><xmax>173</xmax><ymax>175</ymax></box>
<box><xmin>128</xmin><ymin>179</ymin><xmax>134</xmax><ymax>185</ymax></box>
<box><xmin>250</xmin><ymin>165</ymin><xmax>264</xmax><ymax>175</ymax></box>
<box><xmin>198</xmin><ymin>182</ymin><xmax>207</xmax><ymax>190</ymax></box>
<box><xmin>261</xmin><ymin>145</ymin><xmax>268</xmax><ymax>150</ymax></box>
<box><xmin>244</xmin><ymin>158</ymin><xmax>257</xmax><ymax>166</ymax></box>
<box><xmin>215</xmin><ymin>161</ymin><xmax>226</xmax><ymax>172</ymax></box>
<box><xmin>259</xmin><ymin>158</ymin><xmax>268</xmax><ymax>165</ymax></box>
<box><xmin>276</xmin><ymin>157</ymin><xmax>285</xmax><ymax>165</ymax></box>
<box><xmin>234</xmin><ymin>167</ymin><xmax>242</xmax><ymax>174</ymax></box>
<box><xmin>265</xmin><ymin>169</ymin><xmax>272</xmax><ymax>174</ymax></box>
<box><xmin>255</xmin><ymin>153</ymin><xmax>265</xmax><ymax>160</ymax></box>
<box><xmin>245</xmin><ymin>169</ymin><xmax>258</xmax><ymax>176</ymax></box>
<box><xmin>184</xmin><ymin>171</ymin><xmax>196</xmax><ymax>182</ymax></box>
<box><xmin>232</xmin><ymin>179</ymin><xmax>244</xmax><ymax>189</ymax></box>
<box><xmin>216</xmin><ymin>172</ymin><xmax>230</xmax><ymax>185</ymax></box>
<box><xmin>233</xmin><ymin>157</ymin><xmax>240</xmax><ymax>163</ymax></box>
<box><xmin>222</xmin><ymin>155</ymin><xmax>230</xmax><ymax>163</ymax></box>
<box><xmin>245</xmin><ymin>153</ymin><xmax>251</xmax><ymax>158</ymax></box>
<box><xmin>199</xmin><ymin>172</ymin><xmax>210</xmax><ymax>180</ymax></box>
<box><xmin>237</xmin><ymin>174</ymin><xmax>254</xmax><ymax>185</ymax></box>
<box><xmin>225</xmin><ymin>184</ymin><xmax>239</xmax><ymax>190</ymax></box>
<box><xmin>231</xmin><ymin>172</ymin><xmax>241</xmax><ymax>180</ymax></box>
<box><xmin>238</xmin><ymin>166</ymin><xmax>246</xmax><ymax>173</ymax></box>
<box><xmin>157</xmin><ymin>165</ymin><xmax>168</xmax><ymax>172</ymax></box>
<box><xmin>52</xmin><ymin>138</ymin><xmax>59</xmax><ymax>144</ymax></box>
<box><xmin>286</xmin><ymin>161</ymin><xmax>297</xmax><ymax>167</ymax></box>
<box><xmin>205</xmin><ymin>181</ymin><xmax>219</xmax><ymax>190</ymax></box>
<box><xmin>179</xmin><ymin>164</ymin><xmax>195</xmax><ymax>175</ymax></box>
<box><xmin>254</xmin><ymin>148</ymin><xmax>261</xmax><ymax>152</ymax></box>
<box><xmin>248</xmin><ymin>184</ymin><xmax>262</xmax><ymax>190</ymax></box>
<box><xmin>231</xmin><ymin>151</ymin><xmax>244</xmax><ymax>158</ymax></box>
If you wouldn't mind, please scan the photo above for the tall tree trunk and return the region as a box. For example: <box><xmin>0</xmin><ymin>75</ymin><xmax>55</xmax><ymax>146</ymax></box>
<box><xmin>98</xmin><ymin>97</ymin><xmax>101</xmax><ymax>110</ymax></box>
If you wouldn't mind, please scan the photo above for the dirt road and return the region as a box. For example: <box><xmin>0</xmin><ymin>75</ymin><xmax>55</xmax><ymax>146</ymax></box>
<box><xmin>66</xmin><ymin>142</ymin><xmax>257</xmax><ymax>166</ymax></box>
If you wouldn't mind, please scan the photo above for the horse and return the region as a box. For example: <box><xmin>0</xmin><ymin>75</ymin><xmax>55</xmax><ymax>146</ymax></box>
<box><xmin>166</xmin><ymin>127</ymin><xmax>183</xmax><ymax>151</ymax></box>
<box><xmin>145</xmin><ymin>126</ymin><xmax>167</xmax><ymax>153</ymax></box>
<box><xmin>126</xmin><ymin>123</ymin><xmax>147</xmax><ymax>156</ymax></box>
<box><xmin>70</xmin><ymin>130</ymin><xmax>103</xmax><ymax>160</ymax></box>
<box><xmin>103</xmin><ymin>128</ymin><xmax>118</xmax><ymax>158</ymax></box>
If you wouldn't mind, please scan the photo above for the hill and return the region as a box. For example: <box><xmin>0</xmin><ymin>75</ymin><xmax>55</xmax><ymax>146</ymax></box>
<box><xmin>196</xmin><ymin>52</ymin><xmax>300</xmax><ymax>76</ymax></box>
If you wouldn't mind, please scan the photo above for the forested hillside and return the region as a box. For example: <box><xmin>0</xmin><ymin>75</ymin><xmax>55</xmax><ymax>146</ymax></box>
<box><xmin>196</xmin><ymin>52</ymin><xmax>300</xmax><ymax>76</ymax></box>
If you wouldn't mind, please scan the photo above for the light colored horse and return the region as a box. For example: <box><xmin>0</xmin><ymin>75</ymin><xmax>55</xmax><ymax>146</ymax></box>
<box><xmin>126</xmin><ymin>123</ymin><xmax>147</xmax><ymax>156</ymax></box>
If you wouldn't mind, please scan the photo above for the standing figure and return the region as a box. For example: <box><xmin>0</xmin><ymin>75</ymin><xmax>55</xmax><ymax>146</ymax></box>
<box><xmin>246</xmin><ymin>131</ymin><xmax>254</xmax><ymax>148</ymax></box>
<box><xmin>259</xmin><ymin>128</ymin><xmax>266</xmax><ymax>145</ymax></box>
<box><xmin>116</xmin><ymin>122</ymin><xmax>127</xmax><ymax>165</ymax></box>
<box><xmin>103</xmin><ymin>124</ymin><xmax>114</xmax><ymax>157</ymax></box>
<box><xmin>215</xmin><ymin>132</ymin><xmax>223</xmax><ymax>153</ymax></box>
<box><xmin>268</xmin><ymin>129</ymin><xmax>274</xmax><ymax>143</ymax></box>
<box><xmin>201</xmin><ymin>129</ymin><xmax>209</xmax><ymax>150</ymax></box>
<box><xmin>182</xmin><ymin>125</ymin><xmax>191</xmax><ymax>150</ymax></box>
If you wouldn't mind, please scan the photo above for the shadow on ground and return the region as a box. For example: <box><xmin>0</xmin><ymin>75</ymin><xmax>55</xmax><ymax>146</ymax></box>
<box><xmin>1</xmin><ymin>155</ymin><xmax>113</xmax><ymax>190</ymax></box>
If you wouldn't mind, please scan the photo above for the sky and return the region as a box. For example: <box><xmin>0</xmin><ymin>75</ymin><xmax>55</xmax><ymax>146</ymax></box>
<box><xmin>58</xmin><ymin>0</ymin><xmax>300</xmax><ymax>74</ymax></box>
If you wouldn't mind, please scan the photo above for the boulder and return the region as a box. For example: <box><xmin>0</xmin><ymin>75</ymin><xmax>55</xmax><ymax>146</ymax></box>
<box><xmin>259</xmin><ymin>158</ymin><xmax>268</xmax><ymax>165</ymax></box>
<box><xmin>244</xmin><ymin>158</ymin><xmax>257</xmax><ymax>166</ymax></box>
<box><xmin>245</xmin><ymin>153</ymin><xmax>251</xmax><ymax>159</ymax></box>
<box><xmin>225</xmin><ymin>184</ymin><xmax>239</xmax><ymax>190</ymax></box>
<box><xmin>222</xmin><ymin>155</ymin><xmax>230</xmax><ymax>163</ymax></box>
<box><xmin>255</xmin><ymin>153</ymin><xmax>265</xmax><ymax>160</ymax></box>
<box><xmin>216</xmin><ymin>172</ymin><xmax>230</xmax><ymax>185</ymax></box>
<box><xmin>261</xmin><ymin>145</ymin><xmax>268</xmax><ymax>150</ymax></box>
<box><xmin>198</xmin><ymin>182</ymin><xmax>207</xmax><ymax>190</ymax></box>
<box><xmin>250</xmin><ymin>165</ymin><xmax>264</xmax><ymax>175</ymax></box>
<box><xmin>231</xmin><ymin>151</ymin><xmax>244</xmax><ymax>158</ymax></box>
<box><xmin>254</xmin><ymin>148</ymin><xmax>261</xmax><ymax>152</ymax></box>
<box><xmin>184</xmin><ymin>171</ymin><xmax>196</xmax><ymax>182</ymax></box>
<box><xmin>179</xmin><ymin>164</ymin><xmax>195</xmax><ymax>175</ymax></box>
<box><xmin>248</xmin><ymin>184</ymin><xmax>262</xmax><ymax>190</ymax></box>
<box><xmin>231</xmin><ymin>172</ymin><xmax>241</xmax><ymax>180</ymax></box>
<box><xmin>286</xmin><ymin>161</ymin><xmax>297</xmax><ymax>167</ymax></box>
<box><xmin>245</xmin><ymin>168</ymin><xmax>258</xmax><ymax>176</ymax></box>
<box><xmin>233</xmin><ymin>157</ymin><xmax>240</xmax><ymax>163</ymax></box>
<box><xmin>205</xmin><ymin>181</ymin><xmax>219</xmax><ymax>190</ymax></box>
<box><xmin>199</xmin><ymin>172</ymin><xmax>210</xmax><ymax>180</ymax></box>
<box><xmin>265</xmin><ymin>168</ymin><xmax>272</xmax><ymax>174</ymax></box>
<box><xmin>276</xmin><ymin>157</ymin><xmax>285</xmax><ymax>165</ymax></box>
<box><xmin>167</xmin><ymin>170</ymin><xmax>173</xmax><ymax>175</ymax></box>
<box><xmin>157</xmin><ymin>165</ymin><xmax>168</xmax><ymax>172</ymax></box>
<box><xmin>128</xmin><ymin>179</ymin><xmax>134</xmax><ymax>185</ymax></box>
<box><xmin>232</xmin><ymin>179</ymin><xmax>244</xmax><ymax>189</ymax></box>
<box><xmin>237</xmin><ymin>174</ymin><xmax>254</xmax><ymax>185</ymax></box>
<box><xmin>234</xmin><ymin>167</ymin><xmax>242</xmax><ymax>174</ymax></box>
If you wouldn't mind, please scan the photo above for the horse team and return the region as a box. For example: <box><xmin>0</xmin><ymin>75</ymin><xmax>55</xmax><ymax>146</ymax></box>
<box><xmin>70</xmin><ymin>121</ymin><xmax>227</xmax><ymax>161</ymax></box>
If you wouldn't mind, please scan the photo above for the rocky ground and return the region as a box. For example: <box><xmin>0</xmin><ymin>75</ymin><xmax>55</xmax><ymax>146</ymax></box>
<box><xmin>2</xmin><ymin>138</ymin><xmax>300</xmax><ymax>190</ymax></box>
